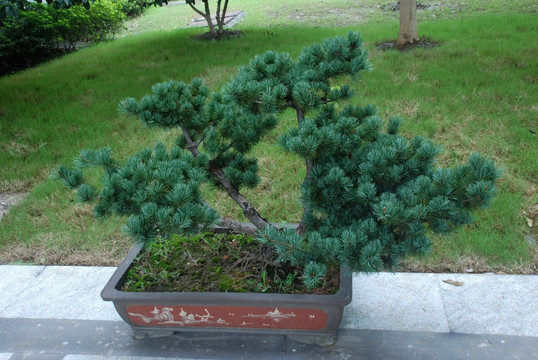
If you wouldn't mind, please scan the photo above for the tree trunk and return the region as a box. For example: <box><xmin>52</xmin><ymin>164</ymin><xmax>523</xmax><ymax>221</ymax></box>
<box><xmin>189</xmin><ymin>0</ymin><xmax>217</xmax><ymax>36</ymax></box>
<box><xmin>216</xmin><ymin>0</ymin><xmax>229</xmax><ymax>35</ymax></box>
<box><xmin>202</xmin><ymin>0</ymin><xmax>217</xmax><ymax>36</ymax></box>
<box><xmin>398</xmin><ymin>0</ymin><xmax>419</xmax><ymax>45</ymax></box>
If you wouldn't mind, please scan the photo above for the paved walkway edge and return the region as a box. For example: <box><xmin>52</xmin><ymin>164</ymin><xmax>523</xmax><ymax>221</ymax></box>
<box><xmin>2</xmin><ymin>319</ymin><xmax>538</xmax><ymax>360</ymax></box>
<box><xmin>1</xmin><ymin>265</ymin><xmax>537</xmax><ymax>337</ymax></box>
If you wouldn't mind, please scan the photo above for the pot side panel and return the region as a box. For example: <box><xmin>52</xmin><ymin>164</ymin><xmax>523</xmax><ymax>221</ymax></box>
<box><xmin>127</xmin><ymin>305</ymin><xmax>328</xmax><ymax>330</ymax></box>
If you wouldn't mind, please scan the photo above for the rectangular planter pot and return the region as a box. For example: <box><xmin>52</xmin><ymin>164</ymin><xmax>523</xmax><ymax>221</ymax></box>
<box><xmin>102</xmin><ymin>243</ymin><xmax>352</xmax><ymax>345</ymax></box>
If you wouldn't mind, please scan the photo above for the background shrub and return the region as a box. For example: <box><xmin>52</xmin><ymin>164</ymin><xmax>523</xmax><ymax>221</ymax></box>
<box><xmin>0</xmin><ymin>4</ymin><xmax>61</xmax><ymax>76</ymax></box>
<box><xmin>121</xmin><ymin>0</ymin><xmax>148</xmax><ymax>18</ymax></box>
<box><xmin>53</xmin><ymin>0</ymin><xmax>126</xmax><ymax>50</ymax></box>
<box><xmin>0</xmin><ymin>0</ymin><xmax>127</xmax><ymax>76</ymax></box>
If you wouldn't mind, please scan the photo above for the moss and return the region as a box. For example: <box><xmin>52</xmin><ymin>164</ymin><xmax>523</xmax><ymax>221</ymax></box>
<box><xmin>121</xmin><ymin>232</ymin><xmax>340</xmax><ymax>294</ymax></box>
<box><xmin>217</xmin><ymin>275</ymin><xmax>235</xmax><ymax>291</ymax></box>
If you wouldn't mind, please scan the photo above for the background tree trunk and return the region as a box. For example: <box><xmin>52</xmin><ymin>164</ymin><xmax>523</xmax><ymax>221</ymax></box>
<box><xmin>215</xmin><ymin>0</ymin><xmax>229</xmax><ymax>34</ymax></box>
<box><xmin>189</xmin><ymin>0</ymin><xmax>216</xmax><ymax>36</ymax></box>
<box><xmin>398</xmin><ymin>0</ymin><xmax>419</xmax><ymax>45</ymax></box>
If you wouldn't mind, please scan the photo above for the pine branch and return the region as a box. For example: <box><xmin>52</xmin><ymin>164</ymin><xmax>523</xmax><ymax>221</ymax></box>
<box><xmin>295</xmin><ymin>107</ymin><xmax>313</xmax><ymax>234</ymax></box>
<box><xmin>258</xmin><ymin>230</ymin><xmax>313</xmax><ymax>255</ymax></box>
<box><xmin>213</xmin><ymin>142</ymin><xmax>234</xmax><ymax>162</ymax></box>
<box><xmin>180</xmin><ymin>126</ymin><xmax>202</xmax><ymax>157</ymax></box>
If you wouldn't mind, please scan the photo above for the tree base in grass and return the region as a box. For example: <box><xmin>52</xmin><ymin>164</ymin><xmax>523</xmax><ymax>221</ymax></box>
<box><xmin>193</xmin><ymin>30</ymin><xmax>244</xmax><ymax>41</ymax></box>
<box><xmin>376</xmin><ymin>36</ymin><xmax>440</xmax><ymax>52</ymax></box>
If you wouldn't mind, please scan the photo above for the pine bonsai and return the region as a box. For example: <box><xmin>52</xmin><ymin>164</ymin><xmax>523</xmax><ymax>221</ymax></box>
<box><xmin>54</xmin><ymin>32</ymin><xmax>501</xmax><ymax>289</ymax></box>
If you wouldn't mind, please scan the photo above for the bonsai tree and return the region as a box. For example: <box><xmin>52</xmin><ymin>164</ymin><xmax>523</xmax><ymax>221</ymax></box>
<box><xmin>54</xmin><ymin>32</ymin><xmax>500</xmax><ymax>289</ymax></box>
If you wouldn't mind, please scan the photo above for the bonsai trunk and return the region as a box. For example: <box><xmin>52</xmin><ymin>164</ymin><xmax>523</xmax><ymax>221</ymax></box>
<box><xmin>180</xmin><ymin>126</ymin><xmax>270</xmax><ymax>232</ymax></box>
<box><xmin>398</xmin><ymin>0</ymin><xmax>419</xmax><ymax>45</ymax></box>
<box><xmin>208</xmin><ymin>165</ymin><xmax>270</xmax><ymax>231</ymax></box>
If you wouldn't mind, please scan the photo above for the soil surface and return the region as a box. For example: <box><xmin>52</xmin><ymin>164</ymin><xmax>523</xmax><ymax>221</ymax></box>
<box><xmin>376</xmin><ymin>36</ymin><xmax>441</xmax><ymax>52</ymax></box>
<box><xmin>122</xmin><ymin>232</ymin><xmax>340</xmax><ymax>295</ymax></box>
<box><xmin>192</xmin><ymin>29</ymin><xmax>243</xmax><ymax>41</ymax></box>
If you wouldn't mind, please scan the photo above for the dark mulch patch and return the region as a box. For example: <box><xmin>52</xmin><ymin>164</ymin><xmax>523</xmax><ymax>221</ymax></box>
<box><xmin>381</xmin><ymin>2</ymin><xmax>431</xmax><ymax>11</ymax></box>
<box><xmin>376</xmin><ymin>36</ymin><xmax>441</xmax><ymax>52</ymax></box>
<box><xmin>192</xmin><ymin>29</ymin><xmax>244</xmax><ymax>41</ymax></box>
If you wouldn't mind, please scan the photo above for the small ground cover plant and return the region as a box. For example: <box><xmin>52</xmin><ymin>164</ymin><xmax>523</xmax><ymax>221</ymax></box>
<box><xmin>54</xmin><ymin>32</ymin><xmax>500</xmax><ymax>290</ymax></box>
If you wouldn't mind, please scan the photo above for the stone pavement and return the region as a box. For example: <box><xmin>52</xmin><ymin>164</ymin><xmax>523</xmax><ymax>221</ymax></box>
<box><xmin>0</xmin><ymin>265</ymin><xmax>537</xmax><ymax>359</ymax></box>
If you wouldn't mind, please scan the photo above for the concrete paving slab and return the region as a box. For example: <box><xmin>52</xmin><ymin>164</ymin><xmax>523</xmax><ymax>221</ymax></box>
<box><xmin>2</xmin><ymin>265</ymin><xmax>537</xmax><ymax>341</ymax></box>
<box><xmin>2</xmin><ymin>319</ymin><xmax>537</xmax><ymax>360</ymax></box>
<box><xmin>64</xmin><ymin>356</ymin><xmax>203</xmax><ymax>360</ymax></box>
<box><xmin>341</xmin><ymin>272</ymin><xmax>450</xmax><ymax>332</ymax></box>
<box><xmin>0</xmin><ymin>266</ymin><xmax>45</xmax><ymax>315</ymax></box>
<box><xmin>437</xmin><ymin>273</ymin><xmax>538</xmax><ymax>337</ymax></box>
<box><xmin>0</xmin><ymin>318</ymin><xmax>287</xmax><ymax>360</ymax></box>
<box><xmin>8</xmin><ymin>353</ymin><xmax>64</xmax><ymax>360</ymax></box>
<box><xmin>0</xmin><ymin>266</ymin><xmax>120</xmax><ymax>321</ymax></box>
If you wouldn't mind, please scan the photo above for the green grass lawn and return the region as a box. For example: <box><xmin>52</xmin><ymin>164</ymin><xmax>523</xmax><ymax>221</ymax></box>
<box><xmin>0</xmin><ymin>1</ymin><xmax>536</xmax><ymax>272</ymax></box>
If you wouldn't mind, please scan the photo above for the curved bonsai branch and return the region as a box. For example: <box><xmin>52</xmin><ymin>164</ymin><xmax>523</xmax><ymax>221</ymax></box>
<box><xmin>208</xmin><ymin>165</ymin><xmax>270</xmax><ymax>231</ymax></box>
<box><xmin>181</xmin><ymin>125</ymin><xmax>270</xmax><ymax>231</ymax></box>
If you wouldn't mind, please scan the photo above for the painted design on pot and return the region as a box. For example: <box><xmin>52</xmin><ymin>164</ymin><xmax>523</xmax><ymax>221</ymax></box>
<box><xmin>241</xmin><ymin>308</ymin><xmax>296</xmax><ymax>323</ymax></box>
<box><xmin>126</xmin><ymin>305</ymin><xmax>329</xmax><ymax>330</ymax></box>
<box><xmin>128</xmin><ymin>306</ymin><xmax>228</xmax><ymax>326</ymax></box>
<box><xmin>128</xmin><ymin>307</ymin><xmax>174</xmax><ymax>323</ymax></box>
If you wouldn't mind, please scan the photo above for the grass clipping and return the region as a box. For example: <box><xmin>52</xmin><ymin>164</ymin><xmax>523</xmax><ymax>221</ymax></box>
<box><xmin>122</xmin><ymin>232</ymin><xmax>340</xmax><ymax>295</ymax></box>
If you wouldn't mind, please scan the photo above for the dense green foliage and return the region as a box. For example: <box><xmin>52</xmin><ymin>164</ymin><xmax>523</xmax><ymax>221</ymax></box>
<box><xmin>0</xmin><ymin>4</ymin><xmax>61</xmax><ymax>75</ymax></box>
<box><xmin>0</xmin><ymin>0</ymin><xmax>126</xmax><ymax>76</ymax></box>
<box><xmin>121</xmin><ymin>0</ymin><xmax>148</xmax><ymax>18</ymax></box>
<box><xmin>267</xmin><ymin>116</ymin><xmax>500</xmax><ymax>286</ymax></box>
<box><xmin>53</xmin><ymin>143</ymin><xmax>219</xmax><ymax>241</ymax></box>
<box><xmin>0</xmin><ymin>0</ymin><xmax>95</xmax><ymax>19</ymax></box>
<box><xmin>55</xmin><ymin>0</ymin><xmax>126</xmax><ymax>48</ymax></box>
<box><xmin>55</xmin><ymin>32</ymin><xmax>501</xmax><ymax>289</ymax></box>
